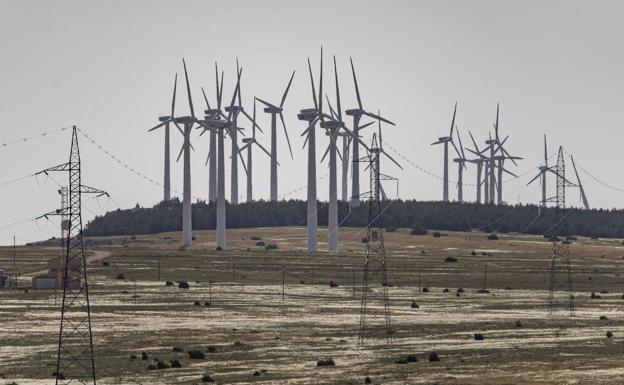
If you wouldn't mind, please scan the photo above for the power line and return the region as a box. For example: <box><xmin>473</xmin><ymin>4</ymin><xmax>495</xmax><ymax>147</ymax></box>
<box><xmin>0</xmin><ymin>126</ymin><xmax>71</xmax><ymax>148</ymax></box>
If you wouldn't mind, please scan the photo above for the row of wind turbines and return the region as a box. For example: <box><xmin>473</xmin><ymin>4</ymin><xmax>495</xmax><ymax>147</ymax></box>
<box><xmin>432</xmin><ymin>104</ymin><xmax>590</xmax><ymax>209</ymax></box>
<box><xmin>148</xmin><ymin>50</ymin><xmax>401</xmax><ymax>251</ymax></box>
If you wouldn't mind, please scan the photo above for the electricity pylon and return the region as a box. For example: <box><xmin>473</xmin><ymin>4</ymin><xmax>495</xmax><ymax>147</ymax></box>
<box><xmin>357</xmin><ymin>133</ymin><xmax>397</xmax><ymax>348</ymax></box>
<box><xmin>546</xmin><ymin>146</ymin><xmax>575</xmax><ymax>316</ymax></box>
<box><xmin>37</xmin><ymin>126</ymin><xmax>108</xmax><ymax>384</ymax></box>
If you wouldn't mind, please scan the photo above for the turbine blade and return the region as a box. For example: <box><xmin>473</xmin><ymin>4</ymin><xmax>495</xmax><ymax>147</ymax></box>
<box><xmin>279</xmin><ymin>112</ymin><xmax>294</xmax><ymax>159</ymax></box>
<box><xmin>255</xmin><ymin>97</ymin><xmax>278</xmax><ymax>109</ymax></box>
<box><xmin>182</xmin><ymin>58</ymin><xmax>195</xmax><ymax>118</ymax></box>
<box><xmin>527</xmin><ymin>170</ymin><xmax>544</xmax><ymax>186</ymax></box>
<box><xmin>171</xmin><ymin>73</ymin><xmax>178</xmax><ymax>118</ymax></box>
<box><xmin>318</xmin><ymin>46</ymin><xmax>324</xmax><ymax>116</ymax></box>
<box><xmin>176</xmin><ymin>144</ymin><xmax>184</xmax><ymax>162</ymax></box>
<box><xmin>362</xmin><ymin>110</ymin><xmax>395</xmax><ymax>126</ymax></box>
<box><xmin>350</xmin><ymin>57</ymin><xmax>363</xmax><ymax>110</ymax></box>
<box><xmin>333</xmin><ymin>55</ymin><xmax>342</xmax><ymax>123</ymax></box>
<box><xmin>256</xmin><ymin>141</ymin><xmax>272</xmax><ymax>159</ymax></box>
<box><xmin>307</xmin><ymin>57</ymin><xmax>318</xmax><ymax>110</ymax></box>
<box><xmin>381</xmin><ymin>150</ymin><xmax>403</xmax><ymax>170</ymax></box>
<box><xmin>469</xmin><ymin>130</ymin><xmax>480</xmax><ymax>153</ymax></box>
<box><xmin>280</xmin><ymin>70</ymin><xmax>296</xmax><ymax>108</ymax></box>
<box><xmin>321</xmin><ymin>142</ymin><xmax>331</xmax><ymax>163</ymax></box>
<box><xmin>149</xmin><ymin>120</ymin><xmax>168</xmax><ymax>132</ymax></box>
<box><xmin>325</xmin><ymin>95</ymin><xmax>337</xmax><ymax>119</ymax></box>
<box><xmin>201</xmin><ymin>86</ymin><xmax>211</xmax><ymax>110</ymax></box>
<box><xmin>449</xmin><ymin>101</ymin><xmax>457</xmax><ymax>137</ymax></box>
<box><xmin>544</xmin><ymin>134</ymin><xmax>548</xmax><ymax>167</ymax></box>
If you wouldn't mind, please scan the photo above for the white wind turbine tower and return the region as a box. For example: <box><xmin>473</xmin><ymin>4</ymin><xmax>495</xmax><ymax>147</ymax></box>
<box><xmin>452</xmin><ymin>128</ymin><xmax>468</xmax><ymax>202</ymax></box>
<box><xmin>465</xmin><ymin>130</ymin><xmax>490</xmax><ymax>203</ymax></box>
<box><xmin>346</xmin><ymin>58</ymin><xmax>395</xmax><ymax>207</ymax></box>
<box><xmin>200</xmin><ymin>63</ymin><xmax>224</xmax><ymax>203</ymax></box>
<box><xmin>431</xmin><ymin>102</ymin><xmax>461</xmax><ymax>202</ymax></box>
<box><xmin>256</xmin><ymin>71</ymin><xmax>296</xmax><ymax>201</ymax></box>
<box><xmin>204</xmin><ymin>68</ymin><xmax>246</xmax><ymax>249</ymax></box>
<box><xmin>238</xmin><ymin>99</ymin><xmax>271</xmax><ymax>202</ymax></box>
<box><xmin>527</xmin><ymin>134</ymin><xmax>550</xmax><ymax>207</ymax></box>
<box><xmin>299</xmin><ymin>48</ymin><xmax>327</xmax><ymax>252</ymax></box>
<box><xmin>174</xmin><ymin>59</ymin><xmax>204</xmax><ymax>246</ymax></box>
<box><xmin>148</xmin><ymin>73</ymin><xmax>177</xmax><ymax>201</ymax></box>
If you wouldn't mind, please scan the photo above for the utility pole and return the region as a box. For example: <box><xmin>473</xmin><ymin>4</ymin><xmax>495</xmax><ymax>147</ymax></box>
<box><xmin>36</xmin><ymin>126</ymin><xmax>108</xmax><ymax>385</ymax></box>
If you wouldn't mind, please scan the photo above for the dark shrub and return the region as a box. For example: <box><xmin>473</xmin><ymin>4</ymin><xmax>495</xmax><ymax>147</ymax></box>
<box><xmin>206</xmin><ymin>346</ymin><xmax>217</xmax><ymax>353</ymax></box>
<box><xmin>116</xmin><ymin>273</ymin><xmax>125</xmax><ymax>280</ymax></box>
<box><xmin>147</xmin><ymin>364</ymin><xmax>156</xmax><ymax>370</ymax></box>
<box><xmin>265</xmin><ymin>244</ymin><xmax>278</xmax><ymax>250</ymax></box>
<box><xmin>487</xmin><ymin>233</ymin><xmax>499</xmax><ymax>240</ymax></box>
<box><xmin>172</xmin><ymin>347</ymin><xmax>183</xmax><ymax>352</ymax></box>
<box><xmin>130</xmin><ymin>354</ymin><xmax>137</xmax><ymax>360</ymax></box>
<box><xmin>365</xmin><ymin>377</ymin><xmax>372</xmax><ymax>384</ymax></box>
<box><xmin>443</xmin><ymin>288</ymin><xmax>449</xmax><ymax>293</ymax></box>
<box><xmin>474</xmin><ymin>333</ymin><xmax>485</xmax><ymax>340</ymax></box>
<box><xmin>591</xmin><ymin>292</ymin><xmax>601</xmax><ymax>299</ymax></box>
<box><xmin>253</xmin><ymin>371</ymin><xmax>261</xmax><ymax>376</ymax></box>
<box><xmin>329</xmin><ymin>281</ymin><xmax>339</xmax><ymax>288</ymax></box>
<box><xmin>194</xmin><ymin>301</ymin><xmax>201</xmax><ymax>306</ymax></box>
<box><xmin>204</xmin><ymin>301</ymin><xmax>210</xmax><ymax>306</ymax></box>
<box><xmin>410</xmin><ymin>301</ymin><xmax>419</xmax><ymax>309</ymax></box>
<box><xmin>188</xmin><ymin>350</ymin><xmax>206</xmax><ymax>359</ymax></box>
<box><xmin>395</xmin><ymin>358</ymin><xmax>408</xmax><ymax>364</ymax></box>
<box><xmin>410</xmin><ymin>224</ymin><xmax>427</xmax><ymax>235</ymax></box>
<box><xmin>607</xmin><ymin>331</ymin><xmax>614</xmax><ymax>338</ymax></box>
<box><xmin>216</xmin><ymin>246</ymin><xmax>222</xmax><ymax>251</ymax></box>
<box><xmin>361</xmin><ymin>237</ymin><xmax>368</xmax><ymax>243</ymax></box>
<box><xmin>476</xmin><ymin>289</ymin><xmax>490</xmax><ymax>294</ymax></box>
<box><xmin>317</xmin><ymin>358</ymin><xmax>335</xmax><ymax>366</ymax></box>
<box><xmin>599</xmin><ymin>315</ymin><xmax>609</xmax><ymax>320</ymax></box>
<box><xmin>422</xmin><ymin>287</ymin><xmax>429</xmax><ymax>293</ymax></box>
<box><xmin>256</xmin><ymin>241</ymin><xmax>266</xmax><ymax>246</ymax></box>
<box><xmin>141</xmin><ymin>351</ymin><xmax>148</xmax><ymax>360</ymax></box>
<box><xmin>165</xmin><ymin>281</ymin><xmax>174</xmax><ymax>286</ymax></box>
<box><xmin>102</xmin><ymin>261</ymin><xmax>110</xmax><ymax>266</ymax></box>
<box><xmin>457</xmin><ymin>288</ymin><xmax>464</xmax><ymax>293</ymax></box>
<box><xmin>170</xmin><ymin>359</ymin><xmax>182</xmax><ymax>368</ymax></box>
<box><xmin>428</xmin><ymin>352</ymin><xmax>440</xmax><ymax>362</ymax></box>
<box><xmin>406</xmin><ymin>354</ymin><xmax>418</xmax><ymax>362</ymax></box>
<box><xmin>471</xmin><ymin>250</ymin><xmax>476</xmax><ymax>255</ymax></box>
<box><xmin>202</xmin><ymin>374</ymin><xmax>214</xmax><ymax>382</ymax></box>
<box><xmin>515</xmin><ymin>320</ymin><xmax>522</xmax><ymax>328</ymax></box>
<box><xmin>179</xmin><ymin>281</ymin><xmax>190</xmax><ymax>289</ymax></box>
<box><xmin>445</xmin><ymin>256</ymin><xmax>458</xmax><ymax>263</ymax></box>
<box><xmin>53</xmin><ymin>372</ymin><xmax>65</xmax><ymax>379</ymax></box>
<box><xmin>250</xmin><ymin>236</ymin><xmax>262</xmax><ymax>240</ymax></box>
<box><xmin>432</xmin><ymin>231</ymin><xmax>441</xmax><ymax>238</ymax></box>
<box><xmin>156</xmin><ymin>360</ymin><xmax>170</xmax><ymax>369</ymax></box>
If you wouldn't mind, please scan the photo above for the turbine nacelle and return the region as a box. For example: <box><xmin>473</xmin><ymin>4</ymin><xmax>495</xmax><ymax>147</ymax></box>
<box><xmin>320</xmin><ymin>120</ymin><xmax>341</xmax><ymax>130</ymax></box>
<box><xmin>224</xmin><ymin>105</ymin><xmax>243</xmax><ymax>113</ymax></box>
<box><xmin>345</xmin><ymin>108</ymin><xmax>364</xmax><ymax>116</ymax></box>
<box><xmin>174</xmin><ymin>116</ymin><xmax>196</xmax><ymax>125</ymax></box>
<box><xmin>242</xmin><ymin>138</ymin><xmax>254</xmax><ymax>144</ymax></box>
<box><xmin>298</xmin><ymin>109</ymin><xmax>318</xmax><ymax>121</ymax></box>
<box><xmin>158</xmin><ymin>116</ymin><xmax>171</xmax><ymax>122</ymax></box>
<box><xmin>263</xmin><ymin>106</ymin><xmax>283</xmax><ymax>114</ymax></box>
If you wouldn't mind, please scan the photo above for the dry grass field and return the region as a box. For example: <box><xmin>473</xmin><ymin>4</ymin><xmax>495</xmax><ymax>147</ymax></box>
<box><xmin>0</xmin><ymin>227</ymin><xmax>623</xmax><ymax>384</ymax></box>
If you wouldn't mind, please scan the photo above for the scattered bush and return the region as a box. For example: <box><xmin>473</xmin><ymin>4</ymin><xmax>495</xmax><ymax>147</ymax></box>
<box><xmin>361</xmin><ymin>237</ymin><xmax>368</xmax><ymax>244</ymax></box>
<box><xmin>317</xmin><ymin>358</ymin><xmax>335</xmax><ymax>366</ymax></box>
<box><xmin>443</xmin><ymin>288</ymin><xmax>449</xmax><ymax>293</ymax></box>
<box><xmin>53</xmin><ymin>371</ymin><xmax>65</xmax><ymax>379</ymax></box>
<box><xmin>471</xmin><ymin>250</ymin><xmax>476</xmax><ymax>256</ymax></box>
<box><xmin>606</xmin><ymin>331</ymin><xmax>614</xmax><ymax>338</ymax></box>
<box><xmin>194</xmin><ymin>301</ymin><xmax>201</xmax><ymax>306</ymax></box>
<box><xmin>386</xmin><ymin>227</ymin><xmax>397</xmax><ymax>232</ymax></box>
<box><xmin>116</xmin><ymin>273</ymin><xmax>126</xmax><ymax>280</ymax></box>
<box><xmin>599</xmin><ymin>315</ymin><xmax>609</xmax><ymax>320</ymax></box>
<box><xmin>188</xmin><ymin>350</ymin><xmax>206</xmax><ymax>359</ymax></box>
<box><xmin>265</xmin><ymin>244</ymin><xmax>278</xmax><ymax>250</ymax></box>
<box><xmin>365</xmin><ymin>377</ymin><xmax>372</xmax><ymax>384</ymax></box>
<box><xmin>130</xmin><ymin>354</ymin><xmax>137</xmax><ymax>360</ymax></box>
<box><xmin>410</xmin><ymin>224</ymin><xmax>427</xmax><ymax>235</ymax></box>
<box><xmin>256</xmin><ymin>241</ymin><xmax>266</xmax><ymax>246</ymax></box>
<box><xmin>202</xmin><ymin>374</ymin><xmax>214</xmax><ymax>382</ymax></box>
<box><xmin>102</xmin><ymin>261</ymin><xmax>110</xmax><ymax>266</ymax></box>
<box><xmin>204</xmin><ymin>301</ymin><xmax>211</xmax><ymax>306</ymax></box>
<box><xmin>178</xmin><ymin>281</ymin><xmax>190</xmax><ymax>289</ymax></box>
<box><xmin>395</xmin><ymin>358</ymin><xmax>408</xmax><ymax>364</ymax></box>
<box><xmin>172</xmin><ymin>347</ymin><xmax>183</xmax><ymax>352</ymax></box>
<box><xmin>476</xmin><ymin>289</ymin><xmax>490</xmax><ymax>294</ymax></box>
<box><xmin>147</xmin><ymin>364</ymin><xmax>156</xmax><ymax>370</ymax></box>
<box><xmin>156</xmin><ymin>360</ymin><xmax>170</xmax><ymax>369</ymax></box>
<box><xmin>329</xmin><ymin>281</ymin><xmax>339</xmax><ymax>288</ymax></box>
<box><xmin>444</xmin><ymin>256</ymin><xmax>458</xmax><ymax>263</ymax></box>
<box><xmin>206</xmin><ymin>346</ymin><xmax>217</xmax><ymax>353</ymax></box>
<box><xmin>474</xmin><ymin>333</ymin><xmax>485</xmax><ymax>340</ymax></box>
<box><xmin>428</xmin><ymin>352</ymin><xmax>440</xmax><ymax>362</ymax></box>
<box><xmin>591</xmin><ymin>292</ymin><xmax>602</xmax><ymax>299</ymax></box>
<box><xmin>406</xmin><ymin>354</ymin><xmax>418</xmax><ymax>363</ymax></box>
<box><xmin>600</xmin><ymin>290</ymin><xmax>609</xmax><ymax>294</ymax></box>
<box><xmin>165</xmin><ymin>281</ymin><xmax>174</xmax><ymax>286</ymax></box>
<box><xmin>250</xmin><ymin>236</ymin><xmax>262</xmax><ymax>240</ymax></box>
<box><xmin>141</xmin><ymin>351</ymin><xmax>148</xmax><ymax>360</ymax></box>
<box><xmin>487</xmin><ymin>234</ymin><xmax>499</xmax><ymax>240</ymax></box>
<box><xmin>216</xmin><ymin>246</ymin><xmax>223</xmax><ymax>251</ymax></box>
<box><xmin>457</xmin><ymin>288</ymin><xmax>464</xmax><ymax>293</ymax></box>
<box><xmin>515</xmin><ymin>320</ymin><xmax>523</xmax><ymax>328</ymax></box>
<box><xmin>432</xmin><ymin>231</ymin><xmax>441</xmax><ymax>238</ymax></box>
<box><xmin>253</xmin><ymin>371</ymin><xmax>261</xmax><ymax>376</ymax></box>
<box><xmin>170</xmin><ymin>359</ymin><xmax>182</xmax><ymax>368</ymax></box>
<box><xmin>422</xmin><ymin>287</ymin><xmax>429</xmax><ymax>293</ymax></box>
<box><xmin>410</xmin><ymin>301</ymin><xmax>419</xmax><ymax>309</ymax></box>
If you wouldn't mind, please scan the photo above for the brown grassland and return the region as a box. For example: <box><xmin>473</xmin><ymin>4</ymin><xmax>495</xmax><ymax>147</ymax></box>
<box><xmin>0</xmin><ymin>227</ymin><xmax>623</xmax><ymax>384</ymax></box>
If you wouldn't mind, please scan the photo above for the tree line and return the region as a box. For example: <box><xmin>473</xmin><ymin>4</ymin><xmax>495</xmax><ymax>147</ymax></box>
<box><xmin>83</xmin><ymin>198</ymin><xmax>624</xmax><ymax>239</ymax></box>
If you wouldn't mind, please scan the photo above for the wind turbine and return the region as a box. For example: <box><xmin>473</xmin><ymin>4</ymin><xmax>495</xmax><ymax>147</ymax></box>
<box><xmin>570</xmin><ymin>155</ymin><xmax>590</xmax><ymax>210</ymax></box>
<box><xmin>526</xmin><ymin>134</ymin><xmax>549</xmax><ymax>207</ymax></box>
<box><xmin>491</xmin><ymin>104</ymin><xmax>522</xmax><ymax>204</ymax></box>
<box><xmin>346</xmin><ymin>58</ymin><xmax>395</xmax><ymax>207</ymax></box>
<box><xmin>174</xmin><ymin>59</ymin><xmax>205</xmax><ymax>246</ymax></box>
<box><xmin>466</xmin><ymin>130</ymin><xmax>490</xmax><ymax>204</ymax></box>
<box><xmin>148</xmin><ymin>73</ymin><xmax>177</xmax><ymax>202</ymax></box>
<box><xmin>256</xmin><ymin>70</ymin><xmax>296</xmax><ymax>201</ymax></box>
<box><xmin>201</xmin><ymin>62</ymin><xmax>224</xmax><ymax>203</ymax></box>
<box><xmin>299</xmin><ymin>49</ymin><xmax>325</xmax><ymax>252</ymax></box>
<box><xmin>431</xmin><ymin>102</ymin><xmax>461</xmax><ymax>202</ymax></box>
<box><xmin>452</xmin><ymin>128</ymin><xmax>468</xmax><ymax>203</ymax></box>
<box><xmin>238</xmin><ymin>99</ymin><xmax>270</xmax><ymax>202</ymax></box>
<box><xmin>203</xmin><ymin>67</ymin><xmax>246</xmax><ymax>249</ymax></box>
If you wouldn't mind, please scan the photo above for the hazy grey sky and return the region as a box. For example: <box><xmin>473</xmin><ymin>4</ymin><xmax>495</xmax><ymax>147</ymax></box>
<box><xmin>1</xmin><ymin>0</ymin><xmax>624</xmax><ymax>244</ymax></box>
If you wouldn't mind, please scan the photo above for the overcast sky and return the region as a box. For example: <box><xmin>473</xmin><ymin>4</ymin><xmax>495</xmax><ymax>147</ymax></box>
<box><xmin>1</xmin><ymin>0</ymin><xmax>623</xmax><ymax>244</ymax></box>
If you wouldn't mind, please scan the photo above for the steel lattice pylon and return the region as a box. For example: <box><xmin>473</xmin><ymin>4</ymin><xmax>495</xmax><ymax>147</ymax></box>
<box><xmin>38</xmin><ymin>126</ymin><xmax>108</xmax><ymax>384</ymax></box>
<box><xmin>547</xmin><ymin>146</ymin><xmax>575</xmax><ymax>316</ymax></box>
<box><xmin>357</xmin><ymin>134</ymin><xmax>394</xmax><ymax>348</ymax></box>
